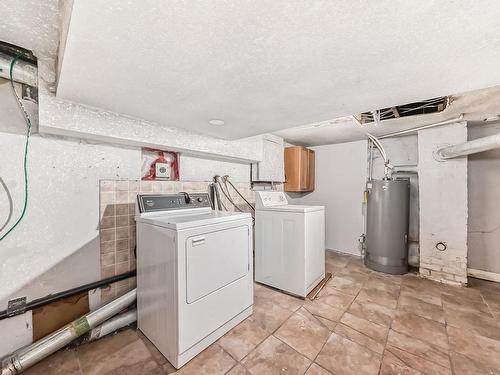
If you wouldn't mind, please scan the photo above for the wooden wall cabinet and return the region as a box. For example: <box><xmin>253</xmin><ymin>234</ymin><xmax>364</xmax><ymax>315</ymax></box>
<box><xmin>284</xmin><ymin>146</ymin><xmax>315</xmax><ymax>192</ymax></box>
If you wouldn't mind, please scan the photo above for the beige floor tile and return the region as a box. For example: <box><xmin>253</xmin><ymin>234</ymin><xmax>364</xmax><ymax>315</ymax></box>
<box><xmin>327</xmin><ymin>275</ymin><xmax>365</xmax><ymax>295</ymax></box>
<box><xmin>314</xmin><ymin>315</ymin><xmax>337</xmax><ymax>331</ymax></box>
<box><xmin>340</xmin><ymin>312</ymin><xmax>389</xmax><ymax>343</ymax></box>
<box><xmin>481</xmin><ymin>289</ymin><xmax>500</xmax><ymax>313</ymax></box>
<box><xmin>447</xmin><ymin>325</ymin><xmax>500</xmax><ymax>369</ymax></box>
<box><xmin>77</xmin><ymin>330</ymin><xmax>162</xmax><ymax>375</ymax></box>
<box><xmin>391</xmin><ymin>310</ymin><xmax>448</xmax><ymax>350</ymax></box>
<box><xmin>366</xmin><ymin>275</ymin><xmax>402</xmax><ymax>293</ymax></box>
<box><xmin>218</xmin><ymin>317</ymin><xmax>270</xmax><ymax>361</ymax></box>
<box><xmin>302</xmin><ymin>298</ymin><xmax>345</xmax><ymax>323</ymax></box>
<box><xmin>450</xmin><ymin>351</ymin><xmax>500</xmax><ymax>375</ymax></box>
<box><xmin>386</xmin><ymin>330</ymin><xmax>451</xmax><ymax>369</ymax></box>
<box><xmin>344</xmin><ymin>258</ymin><xmax>373</xmax><ymax>275</ymax></box>
<box><xmin>242</xmin><ymin>335</ymin><xmax>311</xmax><ymax>375</ymax></box>
<box><xmin>356</xmin><ymin>285</ymin><xmax>399</xmax><ymax>309</ymax></box>
<box><xmin>370</xmin><ymin>271</ymin><xmax>406</xmax><ymax>285</ymax></box>
<box><xmin>305</xmin><ymin>363</ymin><xmax>333</xmax><ymax>375</ymax></box>
<box><xmin>275</xmin><ymin>308</ymin><xmax>331</xmax><ymax>360</ymax></box>
<box><xmin>254</xmin><ymin>283</ymin><xmax>304</xmax><ymax>312</ymax></box>
<box><xmin>137</xmin><ymin>331</ymin><xmax>170</xmax><ymax>367</ymax></box>
<box><xmin>325</xmin><ymin>252</ymin><xmax>350</xmax><ymax>268</ymax></box>
<box><xmin>397</xmin><ymin>293</ymin><xmax>445</xmax><ymax>323</ymax></box>
<box><xmin>317</xmin><ymin>286</ymin><xmax>356</xmax><ymax>311</ymax></box>
<box><xmin>441</xmin><ymin>283</ymin><xmax>484</xmax><ymax>301</ymax></box>
<box><xmin>175</xmin><ymin>343</ymin><xmax>235</xmax><ymax>375</ymax></box>
<box><xmin>226</xmin><ymin>364</ymin><xmax>251</xmax><ymax>375</ymax></box>
<box><xmin>469</xmin><ymin>277</ymin><xmax>500</xmax><ymax>293</ymax></box>
<box><xmin>316</xmin><ymin>332</ymin><xmax>381</xmax><ymax>375</ymax></box>
<box><xmin>385</xmin><ymin>346</ymin><xmax>451</xmax><ymax>375</ymax></box>
<box><xmin>444</xmin><ymin>308</ymin><xmax>500</xmax><ymax>341</ymax></box>
<box><xmin>23</xmin><ymin>348</ymin><xmax>82</xmax><ymax>375</ymax></box>
<box><xmin>441</xmin><ymin>292</ymin><xmax>491</xmax><ymax>316</ymax></box>
<box><xmin>333</xmin><ymin>323</ymin><xmax>385</xmax><ymax>354</ymax></box>
<box><xmin>399</xmin><ymin>286</ymin><xmax>442</xmax><ymax>307</ymax></box>
<box><xmin>348</xmin><ymin>300</ymin><xmax>395</xmax><ymax>327</ymax></box>
<box><xmin>252</xmin><ymin>298</ymin><xmax>294</xmax><ymax>333</ymax></box>
<box><xmin>379</xmin><ymin>350</ymin><xmax>421</xmax><ymax>375</ymax></box>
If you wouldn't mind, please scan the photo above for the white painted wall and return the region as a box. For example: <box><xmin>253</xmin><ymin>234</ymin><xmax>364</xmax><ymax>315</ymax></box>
<box><xmin>179</xmin><ymin>154</ymin><xmax>250</xmax><ymax>183</ymax></box>
<box><xmin>468</xmin><ymin>122</ymin><xmax>500</xmax><ymax>274</ymax></box>
<box><xmin>418</xmin><ymin>123</ymin><xmax>468</xmax><ymax>285</ymax></box>
<box><xmin>287</xmin><ymin>141</ymin><xmax>367</xmax><ymax>255</ymax></box>
<box><xmin>0</xmin><ymin>57</ymin><xmax>282</xmax><ymax>357</ymax></box>
<box><xmin>0</xmin><ymin>133</ymin><xmax>141</xmax><ymax>307</ymax></box>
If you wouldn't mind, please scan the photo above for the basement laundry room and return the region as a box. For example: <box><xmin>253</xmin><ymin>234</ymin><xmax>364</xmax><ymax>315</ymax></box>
<box><xmin>2</xmin><ymin>1</ymin><xmax>500</xmax><ymax>374</ymax></box>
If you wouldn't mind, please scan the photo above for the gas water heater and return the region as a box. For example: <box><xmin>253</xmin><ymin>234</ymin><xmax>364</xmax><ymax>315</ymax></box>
<box><xmin>364</xmin><ymin>179</ymin><xmax>410</xmax><ymax>275</ymax></box>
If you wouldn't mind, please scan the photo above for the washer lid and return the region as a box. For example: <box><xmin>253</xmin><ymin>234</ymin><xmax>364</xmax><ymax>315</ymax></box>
<box><xmin>258</xmin><ymin>204</ymin><xmax>324</xmax><ymax>213</ymax></box>
<box><xmin>136</xmin><ymin>210</ymin><xmax>251</xmax><ymax>229</ymax></box>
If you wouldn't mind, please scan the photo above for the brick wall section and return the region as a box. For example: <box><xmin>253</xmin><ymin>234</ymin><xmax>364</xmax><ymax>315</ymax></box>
<box><xmin>418</xmin><ymin>123</ymin><xmax>468</xmax><ymax>286</ymax></box>
<box><xmin>99</xmin><ymin>179</ymin><xmax>256</xmax><ymax>303</ymax></box>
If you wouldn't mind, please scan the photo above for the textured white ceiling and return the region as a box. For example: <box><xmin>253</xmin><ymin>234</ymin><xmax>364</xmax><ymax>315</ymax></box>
<box><xmin>57</xmin><ymin>0</ymin><xmax>500</xmax><ymax>139</ymax></box>
<box><xmin>275</xmin><ymin>86</ymin><xmax>500</xmax><ymax>146</ymax></box>
<box><xmin>0</xmin><ymin>0</ymin><xmax>60</xmax><ymax>57</ymax></box>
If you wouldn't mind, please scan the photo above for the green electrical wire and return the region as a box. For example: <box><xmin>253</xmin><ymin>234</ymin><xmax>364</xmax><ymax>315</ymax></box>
<box><xmin>0</xmin><ymin>54</ymin><xmax>33</xmax><ymax>241</ymax></box>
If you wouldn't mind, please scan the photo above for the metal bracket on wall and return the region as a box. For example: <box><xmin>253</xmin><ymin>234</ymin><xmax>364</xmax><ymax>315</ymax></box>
<box><xmin>7</xmin><ymin>296</ymin><xmax>27</xmax><ymax>317</ymax></box>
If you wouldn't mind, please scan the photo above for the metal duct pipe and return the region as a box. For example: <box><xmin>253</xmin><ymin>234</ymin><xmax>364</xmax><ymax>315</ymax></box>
<box><xmin>0</xmin><ymin>53</ymin><xmax>37</xmax><ymax>87</ymax></box>
<box><xmin>436</xmin><ymin>132</ymin><xmax>500</xmax><ymax>160</ymax></box>
<box><xmin>87</xmin><ymin>309</ymin><xmax>137</xmax><ymax>342</ymax></box>
<box><xmin>1</xmin><ymin>289</ymin><xmax>136</xmax><ymax>375</ymax></box>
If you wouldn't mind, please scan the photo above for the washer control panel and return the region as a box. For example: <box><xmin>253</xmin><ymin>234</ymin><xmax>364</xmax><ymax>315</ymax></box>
<box><xmin>254</xmin><ymin>191</ymin><xmax>288</xmax><ymax>209</ymax></box>
<box><xmin>137</xmin><ymin>193</ymin><xmax>211</xmax><ymax>213</ymax></box>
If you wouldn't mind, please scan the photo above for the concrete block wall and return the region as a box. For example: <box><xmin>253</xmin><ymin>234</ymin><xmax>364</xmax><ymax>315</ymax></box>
<box><xmin>418</xmin><ymin>123</ymin><xmax>468</xmax><ymax>285</ymax></box>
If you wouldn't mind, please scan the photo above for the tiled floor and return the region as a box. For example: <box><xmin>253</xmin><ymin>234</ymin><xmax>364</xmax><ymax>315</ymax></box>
<box><xmin>23</xmin><ymin>251</ymin><xmax>500</xmax><ymax>375</ymax></box>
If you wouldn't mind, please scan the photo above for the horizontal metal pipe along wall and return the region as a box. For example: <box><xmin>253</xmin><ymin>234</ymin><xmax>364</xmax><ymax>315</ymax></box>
<box><xmin>436</xmin><ymin>132</ymin><xmax>500</xmax><ymax>159</ymax></box>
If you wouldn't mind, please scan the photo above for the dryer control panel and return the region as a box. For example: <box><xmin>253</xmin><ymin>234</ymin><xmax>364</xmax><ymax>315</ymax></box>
<box><xmin>137</xmin><ymin>193</ymin><xmax>211</xmax><ymax>213</ymax></box>
<box><xmin>255</xmin><ymin>191</ymin><xmax>288</xmax><ymax>209</ymax></box>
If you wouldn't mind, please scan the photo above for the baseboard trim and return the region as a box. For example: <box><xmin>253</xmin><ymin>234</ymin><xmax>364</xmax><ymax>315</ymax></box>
<box><xmin>468</xmin><ymin>268</ymin><xmax>500</xmax><ymax>283</ymax></box>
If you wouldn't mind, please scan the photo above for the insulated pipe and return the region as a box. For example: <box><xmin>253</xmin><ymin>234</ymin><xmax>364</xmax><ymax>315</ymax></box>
<box><xmin>1</xmin><ymin>289</ymin><xmax>136</xmax><ymax>375</ymax></box>
<box><xmin>436</xmin><ymin>132</ymin><xmax>500</xmax><ymax>160</ymax></box>
<box><xmin>0</xmin><ymin>53</ymin><xmax>37</xmax><ymax>87</ymax></box>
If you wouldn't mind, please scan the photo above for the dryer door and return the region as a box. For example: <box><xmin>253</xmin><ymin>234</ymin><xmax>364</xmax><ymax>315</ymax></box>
<box><xmin>185</xmin><ymin>225</ymin><xmax>249</xmax><ymax>303</ymax></box>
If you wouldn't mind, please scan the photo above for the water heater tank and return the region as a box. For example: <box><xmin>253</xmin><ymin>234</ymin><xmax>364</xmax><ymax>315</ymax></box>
<box><xmin>365</xmin><ymin>179</ymin><xmax>410</xmax><ymax>274</ymax></box>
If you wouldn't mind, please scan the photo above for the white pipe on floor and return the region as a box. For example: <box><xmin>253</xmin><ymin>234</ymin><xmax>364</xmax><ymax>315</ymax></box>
<box><xmin>1</xmin><ymin>289</ymin><xmax>136</xmax><ymax>375</ymax></box>
<box><xmin>0</xmin><ymin>53</ymin><xmax>37</xmax><ymax>87</ymax></box>
<box><xmin>436</xmin><ymin>132</ymin><xmax>500</xmax><ymax>160</ymax></box>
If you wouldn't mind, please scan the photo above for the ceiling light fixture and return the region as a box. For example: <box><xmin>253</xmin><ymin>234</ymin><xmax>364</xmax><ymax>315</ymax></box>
<box><xmin>208</xmin><ymin>119</ymin><xmax>225</xmax><ymax>126</ymax></box>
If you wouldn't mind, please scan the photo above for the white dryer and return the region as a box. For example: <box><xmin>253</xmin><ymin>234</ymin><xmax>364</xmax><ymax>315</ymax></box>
<box><xmin>255</xmin><ymin>191</ymin><xmax>325</xmax><ymax>297</ymax></box>
<box><xmin>135</xmin><ymin>193</ymin><xmax>253</xmax><ymax>369</ymax></box>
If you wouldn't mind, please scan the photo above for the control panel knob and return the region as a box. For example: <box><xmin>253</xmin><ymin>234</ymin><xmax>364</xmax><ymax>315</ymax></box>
<box><xmin>197</xmin><ymin>197</ymin><xmax>203</xmax><ymax>203</ymax></box>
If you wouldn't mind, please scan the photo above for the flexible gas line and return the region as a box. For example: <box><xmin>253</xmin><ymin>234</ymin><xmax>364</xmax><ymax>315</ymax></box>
<box><xmin>0</xmin><ymin>54</ymin><xmax>33</xmax><ymax>241</ymax></box>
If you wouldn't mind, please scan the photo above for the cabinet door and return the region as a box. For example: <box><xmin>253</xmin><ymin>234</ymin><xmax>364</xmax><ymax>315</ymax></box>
<box><xmin>285</xmin><ymin>146</ymin><xmax>315</xmax><ymax>192</ymax></box>
<box><xmin>284</xmin><ymin>147</ymin><xmax>301</xmax><ymax>191</ymax></box>
<box><xmin>307</xmin><ymin>149</ymin><xmax>315</xmax><ymax>191</ymax></box>
<box><xmin>299</xmin><ymin>147</ymin><xmax>309</xmax><ymax>190</ymax></box>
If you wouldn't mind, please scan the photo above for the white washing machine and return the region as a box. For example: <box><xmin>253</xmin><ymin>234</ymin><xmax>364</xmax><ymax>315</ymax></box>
<box><xmin>255</xmin><ymin>191</ymin><xmax>325</xmax><ymax>297</ymax></box>
<box><xmin>135</xmin><ymin>193</ymin><xmax>253</xmax><ymax>369</ymax></box>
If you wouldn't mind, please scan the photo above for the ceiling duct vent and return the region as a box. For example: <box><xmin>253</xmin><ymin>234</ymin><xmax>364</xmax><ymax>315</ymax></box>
<box><xmin>357</xmin><ymin>96</ymin><xmax>448</xmax><ymax>124</ymax></box>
